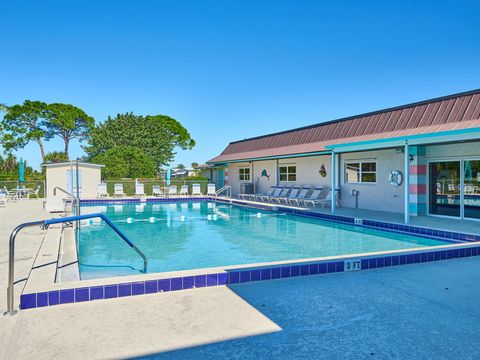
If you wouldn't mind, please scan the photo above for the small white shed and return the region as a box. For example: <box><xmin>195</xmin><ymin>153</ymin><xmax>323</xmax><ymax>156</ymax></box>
<box><xmin>43</xmin><ymin>161</ymin><xmax>104</xmax><ymax>212</ymax></box>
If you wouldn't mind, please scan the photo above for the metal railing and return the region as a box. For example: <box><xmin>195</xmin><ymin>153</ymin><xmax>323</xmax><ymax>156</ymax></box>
<box><xmin>53</xmin><ymin>186</ymin><xmax>80</xmax><ymax>223</ymax></box>
<box><xmin>214</xmin><ymin>185</ymin><xmax>232</xmax><ymax>202</ymax></box>
<box><xmin>4</xmin><ymin>213</ymin><xmax>148</xmax><ymax>316</ymax></box>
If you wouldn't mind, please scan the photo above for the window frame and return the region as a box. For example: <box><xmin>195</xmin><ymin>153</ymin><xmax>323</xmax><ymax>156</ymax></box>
<box><xmin>344</xmin><ymin>160</ymin><xmax>377</xmax><ymax>184</ymax></box>
<box><xmin>238</xmin><ymin>167</ymin><xmax>251</xmax><ymax>181</ymax></box>
<box><xmin>279</xmin><ymin>164</ymin><xmax>297</xmax><ymax>182</ymax></box>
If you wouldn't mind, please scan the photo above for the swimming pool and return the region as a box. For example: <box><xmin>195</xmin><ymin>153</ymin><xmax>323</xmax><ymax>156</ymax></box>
<box><xmin>78</xmin><ymin>201</ymin><xmax>450</xmax><ymax>279</ymax></box>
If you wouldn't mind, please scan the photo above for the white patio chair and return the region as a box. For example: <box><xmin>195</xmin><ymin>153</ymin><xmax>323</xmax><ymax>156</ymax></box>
<box><xmin>180</xmin><ymin>185</ymin><xmax>189</xmax><ymax>196</ymax></box>
<box><xmin>97</xmin><ymin>183</ymin><xmax>108</xmax><ymax>198</ymax></box>
<box><xmin>207</xmin><ymin>183</ymin><xmax>216</xmax><ymax>196</ymax></box>
<box><xmin>3</xmin><ymin>187</ymin><xmax>18</xmax><ymax>202</ymax></box>
<box><xmin>27</xmin><ymin>185</ymin><xmax>41</xmax><ymax>199</ymax></box>
<box><xmin>192</xmin><ymin>183</ymin><xmax>202</xmax><ymax>196</ymax></box>
<box><xmin>257</xmin><ymin>186</ymin><xmax>283</xmax><ymax>202</ymax></box>
<box><xmin>114</xmin><ymin>183</ymin><xmax>126</xmax><ymax>197</ymax></box>
<box><xmin>135</xmin><ymin>182</ymin><xmax>145</xmax><ymax>197</ymax></box>
<box><xmin>168</xmin><ymin>185</ymin><xmax>178</xmax><ymax>196</ymax></box>
<box><xmin>152</xmin><ymin>185</ymin><xmax>162</xmax><ymax>197</ymax></box>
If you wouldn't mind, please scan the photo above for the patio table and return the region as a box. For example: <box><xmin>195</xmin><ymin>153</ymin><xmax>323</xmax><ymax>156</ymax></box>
<box><xmin>13</xmin><ymin>187</ymin><xmax>32</xmax><ymax>199</ymax></box>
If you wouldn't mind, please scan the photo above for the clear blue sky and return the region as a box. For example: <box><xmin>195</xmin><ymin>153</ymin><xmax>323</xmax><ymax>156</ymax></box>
<box><xmin>1</xmin><ymin>0</ymin><xmax>479</xmax><ymax>170</ymax></box>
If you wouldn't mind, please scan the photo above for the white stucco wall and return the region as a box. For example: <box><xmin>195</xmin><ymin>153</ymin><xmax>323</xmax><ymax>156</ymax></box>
<box><xmin>45</xmin><ymin>162</ymin><xmax>103</xmax><ymax>208</ymax></box>
<box><xmin>339</xmin><ymin>149</ymin><xmax>405</xmax><ymax>213</ymax></box>
<box><xmin>252</xmin><ymin>160</ymin><xmax>277</xmax><ymax>195</ymax></box>
<box><xmin>278</xmin><ymin>156</ymin><xmax>331</xmax><ymax>188</ymax></box>
<box><xmin>228</xmin><ymin>155</ymin><xmax>332</xmax><ymax>196</ymax></box>
<box><xmin>227</xmin><ymin>162</ymin><xmax>252</xmax><ymax>195</ymax></box>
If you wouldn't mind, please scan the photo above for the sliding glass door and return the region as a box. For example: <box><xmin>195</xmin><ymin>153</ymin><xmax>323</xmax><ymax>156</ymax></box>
<box><xmin>429</xmin><ymin>159</ymin><xmax>480</xmax><ymax>220</ymax></box>
<box><xmin>429</xmin><ymin>161</ymin><xmax>460</xmax><ymax>217</ymax></box>
<box><xmin>464</xmin><ymin>160</ymin><xmax>480</xmax><ymax>220</ymax></box>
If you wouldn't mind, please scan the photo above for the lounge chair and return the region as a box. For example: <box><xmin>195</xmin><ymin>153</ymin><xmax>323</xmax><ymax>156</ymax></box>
<box><xmin>289</xmin><ymin>187</ymin><xmax>311</xmax><ymax>206</ymax></box>
<box><xmin>180</xmin><ymin>185</ymin><xmax>189</xmax><ymax>196</ymax></box>
<box><xmin>298</xmin><ymin>187</ymin><xmax>325</xmax><ymax>207</ymax></box>
<box><xmin>27</xmin><ymin>185</ymin><xmax>41</xmax><ymax>199</ymax></box>
<box><xmin>192</xmin><ymin>183</ymin><xmax>202</xmax><ymax>196</ymax></box>
<box><xmin>207</xmin><ymin>183</ymin><xmax>216</xmax><ymax>196</ymax></box>
<box><xmin>168</xmin><ymin>185</ymin><xmax>178</xmax><ymax>196</ymax></box>
<box><xmin>114</xmin><ymin>183</ymin><xmax>125</xmax><ymax>197</ymax></box>
<box><xmin>97</xmin><ymin>183</ymin><xmax>108</xmax><ymax>198</ymax></box>
<box><xmin>248</xmin><ymin>186</ymin><xmax>275</xmax><ymax>202</ymax></box>
<box><xmin>135</xmin><ymin>182</ymin><xmax>145</xmax><ymax>197</ymax></box>
<box><xmin>271</xmin><ymin>186</ymin><xmax>301</xmax><ymax>204</ymax></box>
<box><xmin>152</xmin><ymin>185</ymin><xmax>162</xmax><ymax>197</ymax></box>
<box><xmin>303</xmin><ymin>188</ymin><xmax>332</xmax><ymax>208</ymax></box>
<box><xmin>303</xmin><ymin>189</ymin><xmax>339</xmax><ymax>208</ymax></box>
<box><xmin>266</xmin><ymin>186</ymin><xmax>291</xmax><ymax>203</ymax></box>
<box><xmin>238</xmin><ymin>192</ymin><xmax>253</xmax><ymax>200</ymax></box>
<box><xmin>256</xmin><ymin>186</ymin><xmax>283</xmax><ymax>202</ymax></box>
<box><xmin>238</xmin><ymin>192</ymin><xmax>252</xmax><ymax>200</ymax></box>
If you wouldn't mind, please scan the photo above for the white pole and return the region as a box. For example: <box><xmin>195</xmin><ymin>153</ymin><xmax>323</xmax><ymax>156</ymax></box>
<box><xmin>460</xmin><ymin>159</ymin><xmax>464</xmax><ymax>219</ymax></box>
<box><xmin>331</xmin><ymin>151</ymin><xmax>336</xmax><ymax>213</ymax></box>
<box><xmin>404</xmin><ymin>142</ymin><xmax>410</xmax><ymax>224</ymax></box>
<box><xmin>275</xmin><ymin>159</ymin><xmax>279</xmax><ymax>186</ymax></box>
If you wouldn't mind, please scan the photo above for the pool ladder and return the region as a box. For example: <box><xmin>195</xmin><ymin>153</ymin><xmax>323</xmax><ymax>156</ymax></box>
<box><xmin>4</xmin><ymin>213</ymin><xmax>148</xmax><ymax>316</ymax></box>
<box><xmin>213</xmin><ymin>186</ymin><xmax>232</xmax><ymax>203</ymax></box>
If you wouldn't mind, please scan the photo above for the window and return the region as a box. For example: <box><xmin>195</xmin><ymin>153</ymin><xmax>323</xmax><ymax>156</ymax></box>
<box><xmin>345</xmin><ymin>161</ymin><xmax>376</xmax><ymax>183</ymax></box>
<box><xmin>239</xmin><ymin>167</ymin><xmax>250</xmax><ymax>181</ymax></box>
<box><xmin>279</xmin><ymin>165</ymin><xmax>296</xmax><ymax>182</ymax></box>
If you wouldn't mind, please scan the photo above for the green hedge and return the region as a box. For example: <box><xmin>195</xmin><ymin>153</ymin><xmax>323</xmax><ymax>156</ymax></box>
<box><xmin>0</xmin><ymin>180</ymin><xmax>46</xmax><ymax>198</ymax></box>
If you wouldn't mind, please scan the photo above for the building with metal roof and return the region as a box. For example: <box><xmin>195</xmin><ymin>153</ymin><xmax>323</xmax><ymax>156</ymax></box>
<box><xmin>207</xmin><ymin>89</ymin><xmax>480</xmax><ymax>224</ymax></box>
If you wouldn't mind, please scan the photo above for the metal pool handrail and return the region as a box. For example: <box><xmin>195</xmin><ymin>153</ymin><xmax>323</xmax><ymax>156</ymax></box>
<box><xmin>214</xmin><ymin>185</ymin><xmax>232</xmax><ymax>201</ymax></box>
<box><xmin>53</xmin><ymin>186</ymin><xmax>80</xmax><ymax>226</ymax></box>
<box><xmin>4</xmin><ymin>213</ymin><xmax>148</xmax><ymax>316</ymax></box>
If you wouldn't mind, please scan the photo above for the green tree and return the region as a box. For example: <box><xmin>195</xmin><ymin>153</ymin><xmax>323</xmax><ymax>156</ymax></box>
<box><xmin>91</xmin><ymin>146</ymin><xmax>157</xmax><ymax>179</ymax></box>
<box><xmin>45</xmin><ymin>103</ymin><xmax>94</xmax><ymax>158</ymax></box>
<box><xmin>176</xmin><ymin>163</ymin><xmax>186</xmax><ymax>169</ymax></box>
<box><xmin>191</xmin><ymin>162</ymin><xmax>199</xmax><ymax>168</ymax></box>
<box><xmin>0</xmin><ymin>154</ymin><xmax>34</xmax><ymax>178</ymax></box>
<box><xmin>0</xmin><ymin>100</ymin><xmax>50</xmax><ymax>163</ymax></box>
<box><xmin>84</xmin><ymin>113</ymin><xmax>195</xmax><ymax>167</ymax></box>
<box><xmin>45</xmin><ymin>151</ymin><xmax>68</xmax><ymax>163</ymax></box>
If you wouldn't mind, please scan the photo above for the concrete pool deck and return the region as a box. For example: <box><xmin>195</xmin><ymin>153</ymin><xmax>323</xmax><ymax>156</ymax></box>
<box><xmin>2</xmin><ymin>200</ymin><xmax>480</xmax><ymax>359</ymax></box>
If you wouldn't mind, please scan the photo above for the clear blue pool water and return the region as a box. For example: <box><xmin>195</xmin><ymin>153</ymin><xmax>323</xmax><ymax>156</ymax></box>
<box><xmin>78</xmin><ymin>202</ymin><xmax>449</xmax><ymax>279</ymax></box>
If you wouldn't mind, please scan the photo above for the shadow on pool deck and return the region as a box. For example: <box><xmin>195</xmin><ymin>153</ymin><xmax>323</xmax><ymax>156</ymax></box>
<box><xmin>140</xmin><ymin>257</ymin><xmax>480</xmax><ymax>360</ymax></box>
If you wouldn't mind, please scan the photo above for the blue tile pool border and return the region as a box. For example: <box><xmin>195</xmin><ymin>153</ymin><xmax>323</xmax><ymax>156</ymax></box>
<box><xmin>20</xmin><ymin>243</ymin><xmax>480</xmax><ymax>310</ymax></box>
<box><xmin>23</xmin><ymin>197</ymin><xmax>477</xmax><ymax>311</ymax></box>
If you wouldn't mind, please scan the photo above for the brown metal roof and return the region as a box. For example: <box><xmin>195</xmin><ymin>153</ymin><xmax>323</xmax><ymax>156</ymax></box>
<box><xmin>209</xmin><ymin>89</ymin><xmax>480</xmax><ymax>163</ymax></box>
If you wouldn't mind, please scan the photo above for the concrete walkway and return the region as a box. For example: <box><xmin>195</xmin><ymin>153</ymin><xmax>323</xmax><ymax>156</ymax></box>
<box><xmin>312</xmin><ymin>206</ymin><xmax>480</xmax><ymax>235</ymax></box>
<box><xmin>2</xmin><ymin>200</ymin><xmax>480</xmax><ymax>359</ymax></box>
